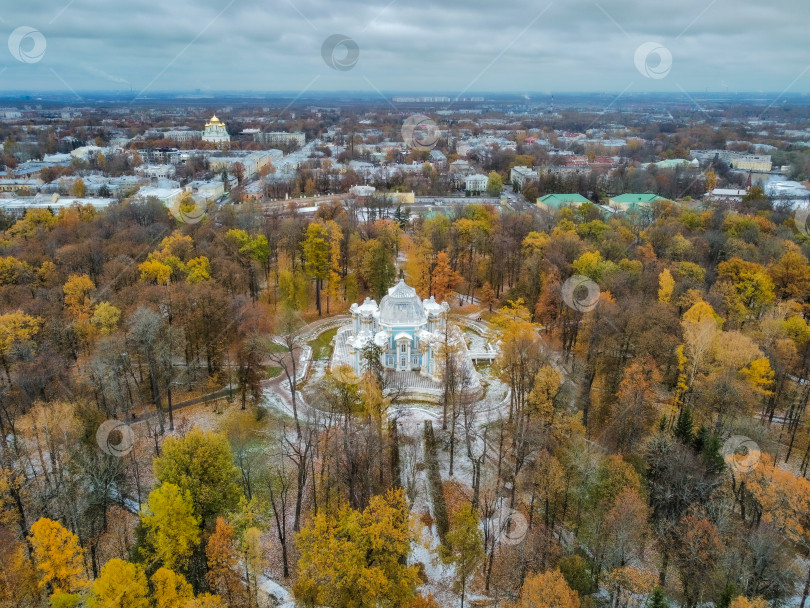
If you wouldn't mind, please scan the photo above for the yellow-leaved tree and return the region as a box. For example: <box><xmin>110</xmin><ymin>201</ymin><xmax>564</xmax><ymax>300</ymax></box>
<box><xmin>28</xmin><ymin>517</ymin><xmax>89</xmax><ymax>596</ymax></box>
<box><xmin>293</xmin><ymin>488</ymin><xmax>420</xmax><ymax>608</ymax></box>
<box><xmin>140</xmin><ymin>483</ymin><xmax>201</xmax><ymax>571</ymax></box>
<box><xmin>88</xmin><ymin>558</ymin><xmax>149</xmax><ymax>608</ymax></box>
<box><xmin>658</xmin><ymin>269</ymin><xmax>674</xmax><ymax>303</ymax></box>
<box><xmin>507</xmin><ymin>569</ymin><xmax>580</xmax><ymax>608</ymax></box>
<box><xmin>63</xmin><ymin>274</ymin><xmax>95</xmax><ymax>321</ymax></box>
<box><xmin>151</xmin><ymin>567</ymin><xmax>194</xmax><ymax>608</ymax></box>
<box><xmin>153</xmin><ymin>429</ymin><xmax>243</xmax><ymax>525</ymax></box>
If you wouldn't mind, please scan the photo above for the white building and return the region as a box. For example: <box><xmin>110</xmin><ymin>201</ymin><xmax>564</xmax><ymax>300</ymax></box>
<box><xmin>136</xmin><ymin>186</ymin><xmax>185</xmax><ymax>206</ymax></box>
<box><xmin>202</xmin><ymin>115</ymin><xmax>230</xmax><ymax>145</ymax></box>
<box><xmin>184</xmin><ymin>179</ymin><xmax>225</xmax><ymax>201</ymax></box>
<box><xmin>708</xmin><ymin>188</ymin><xmax>747</xmax><ymax>203</ymax></box>
<box><xmin>165</xmin><ymin>130</ymin><xmax>202</xmax><ymax>143</ymax></box>
<box><xmin>350</xmin><ymin>185</ymin><xmax>376</xmax><ymax>197</ymax></box>
<box><xmin>510</xmin><ymin>166</ymin><xmax>537</xmax><ymax>190</ymax></box>
<box><xmin>137</xmin><ymin>164</ymin><xmax>176</xmax><ymax>179</ymax></box>
<box><xmin>465</xmin><ymin>173</ymin><xmax>489</xmax><ymax>193</ymax></box>
<box><xmin>253</xmin><ymin>131</ymin><xmax>306</xmax><ymax>147</ymax></box>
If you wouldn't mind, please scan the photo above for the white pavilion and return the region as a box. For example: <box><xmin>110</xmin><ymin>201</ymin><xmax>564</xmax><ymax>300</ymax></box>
<box><xmin>345</xmin><ymin>279</ymin><xmax>450</xmax><ymax>377</ymax></box>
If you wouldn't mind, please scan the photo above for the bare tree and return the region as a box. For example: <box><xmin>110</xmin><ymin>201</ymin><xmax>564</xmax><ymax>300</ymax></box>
<box><xmin>268</xmin><ymin>312</ymin><xmax>305</xmax><ymax>436</ymax></box>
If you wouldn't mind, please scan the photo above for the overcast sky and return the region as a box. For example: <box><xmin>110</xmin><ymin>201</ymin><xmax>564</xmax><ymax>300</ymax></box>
<box><xmin>1</xmin><ymin>0</ymin><xmax>808</xmax><ymax>97</ymax></box>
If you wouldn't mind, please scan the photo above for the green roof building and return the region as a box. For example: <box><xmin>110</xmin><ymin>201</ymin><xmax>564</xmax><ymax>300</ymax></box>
<box><xmin>537</xmin><ymin>193</ymin><xmax>592</xmax><ymax>210</ymax></box>
<box><xmin>608</xmin><ymin>193</ymin><xmax>667</xmax><ymax>210</ymax></box>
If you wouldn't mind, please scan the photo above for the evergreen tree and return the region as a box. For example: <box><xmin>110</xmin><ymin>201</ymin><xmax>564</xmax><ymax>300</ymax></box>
<box><xmin>673</xmin><ymin>407</ymin><xmax>694</xmax><ymax>445</ymax></box>
<box><xmin>648</xmin><ymin>587</ymin><xmax>669</xmax><ymax>608</ymax></box>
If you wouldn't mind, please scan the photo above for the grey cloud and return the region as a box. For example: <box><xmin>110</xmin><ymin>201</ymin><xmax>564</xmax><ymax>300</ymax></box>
<box><xmin>0</xmin><ymin>0</ymin><xmax>807</xmax><ymax>94</ymax></box>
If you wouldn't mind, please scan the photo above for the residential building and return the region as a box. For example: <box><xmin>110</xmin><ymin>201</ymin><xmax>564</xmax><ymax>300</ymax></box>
<box><xmin>689</xmin><ymin>149</ymin><xmax>772</xmax><ymax>172</ymax></box>
<box><xmin>708</xmin><ymin>188</ymin><xmax>747</xmax><ymax>203</ymax></box>
<box><xmin>137</xmin><ymin>164</ymin><xmax>176</xmax><ymax>179</ymax></box>
<box><xmin>164</xmin><ymin>130</ymin><xmax>202</xmax><ymax>142</ymax></box>
<box><xmin>253</xmin><ymin>131</ymin><xmax>306</xmax><ymax>147</ymax></box>
<box><xmin>465</xmin><ymin>174</ymin><xmax>489</xmax><ymax>193</ymax></box>
<box><xmin>184</xmin><ymin>179</ymin><xmax>225</xmax><ymax>201</ymax></box>
<box><xmin>510</xmin><ymin>166</ymin><xmax>537</xmax><ymax>190</ymax></box>
<box><xmin>136</xmin><ymin>186</ymin><xmax>185</xmax><ymax>206</ymax></box>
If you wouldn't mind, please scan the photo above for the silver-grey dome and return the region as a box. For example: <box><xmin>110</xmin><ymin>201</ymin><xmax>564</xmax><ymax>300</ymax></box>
<box><xmin>378</xmin><ymin>280</ymin><xmax>427</xmax><ymax>326</ymax></box>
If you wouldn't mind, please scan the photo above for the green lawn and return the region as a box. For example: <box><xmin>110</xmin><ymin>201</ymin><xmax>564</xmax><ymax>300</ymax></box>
<box><xmin>266</xmin><ymin>341</ymin><xmax>288</xmax><ymax>353</ymax></box>
<box><xmin>266</xmin><ymin>365</ymin><xmax>283</xmax><ymax>379</ymax></box>
<box><xmin>308</xmin><ymin>327</ymin><xmax>338</xmax><ymax>359</ymax></box>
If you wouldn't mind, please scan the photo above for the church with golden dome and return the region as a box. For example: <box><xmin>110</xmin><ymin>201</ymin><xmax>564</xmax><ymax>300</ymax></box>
<box><xmin>202</xmin><ymin>115</ymin><xmax>230</xmax><ymax>145</ymax></box>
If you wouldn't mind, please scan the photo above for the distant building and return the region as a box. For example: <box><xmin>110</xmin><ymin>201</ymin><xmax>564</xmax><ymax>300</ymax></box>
<box><xmin>510</xmin><ymin>166</ymin><xmax>537</xmax><ymax>190</ymax></box>
<box><xmin>140</xmin><ymin>147</ymin><xmax>181</xmax><ymax>165</ymax></box>
<box><xmin>689</xmin><ymin>149</ymin><xmax>772</xmax><ymax>172</ymax></box>
<box><xmin>184</xmin><ymin>179</ymin><xmax>225</xmax><ymax>201</ymax></box>
<box><xmin>350</xmin><ymin>185</ymin><xmax>376</xmax><ymax>197</ymax></box>
<box><xmin>450</xmin><ymin>159</ymin><xmax>473</xmax><ymax>175</ymax></box>
<box><xmin>708</xmin><ymin>188</ymin><xmax>747</xmax><ymax>204</ymax></box>
<box><xmin>608</xmin><ymin>193</ymin><xmax>666</xmax><ymax>211</ymax></box>
<box><xmin>429</xmin><ymin>149</ymin><xmax>447</xmax><ymax>168</ymax></box>
<box><xmin>164</xmin><ymin>129</ymin><xmax>202</xmax><ymax>143</ymax></box>
<box><xmin>0</xmin><ymin>194</ymin><xmax>115</xmax><ymax>216</ymax></box>
<box><xmin>253</xmin><ymin>131</ymin><xmax>306</xmax><ymax>147</ymax></box>
<box><xmin>202</xmin><ymin>115</ymin><xmax>230</xmax><ymax>145</ymax></box>
<box><xmin>536</xmin><ymin>193</ymin><xmax>592</xmax><ymax>210</ymax></box>
<box><xmin>465</xmin><ymin>174</ymin><xmax>489</xmax><ymax>194</ymax></box>
<box><xmin>136</xmin><ymin>186</ymin><xmax>185</xmax><ymax>206</ymax></box>
<box><xmin>137</xmin><ymin>164</ymin><xmax>176</xmax><ymax>179</ymax></box>
<box><xmin>0</xmin><ymin>179</ymin><xmax>42</xmax><ymax>194</ymax></box>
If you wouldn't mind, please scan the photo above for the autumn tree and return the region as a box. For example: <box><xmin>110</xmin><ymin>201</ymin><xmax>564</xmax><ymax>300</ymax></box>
<box><xmin>88</xmin><ymin>559</ymin><xmax>149</xmax><ymax>608</ymax></box>
<box><xmin>431</xmin><ymin>250</ymin><xmax>460</xmax><ymax>302</ymax></box>
<box><xmin>153</xmin><ymin>429</ymin><xmax>242</xmax><ymax>525</ymax></box>
<box><xmin>206</xmin><ymin>517</ymin><xmax>247</xmax><ymax>607</ymax></box>
<box><xmin>507</xmin><ymin>569</ymin><xmax>580</xmax><ymax>608</ymax></box>
<box><xmin>293</xmin><ymin>488</ymin><xmax>420</xmax><ymax>608</ymax></box>
<box><xmin>140</xmin><ymin>483</ymin><xmax>201</xmax><ymax>571</ymax></box>
<box><xmin>303</xmin><ymin>222</ymin><xmax>331</xmax><ymax>316</ymax></box>
<box><xmin>151</xmin><ymin>567</ymin><xmax>194</xmax><ymax>608</ymax></box>
<box><xmin>29</xmin><ymin>518</ymin><xmax>89</xmax><ymax>596</ymax></box>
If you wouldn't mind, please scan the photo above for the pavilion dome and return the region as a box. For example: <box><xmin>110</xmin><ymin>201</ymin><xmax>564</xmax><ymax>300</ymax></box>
<box><xmin>378</xmin><ymin>279</ymin><xmax>426</xmax><ymax>326</ymax></box>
